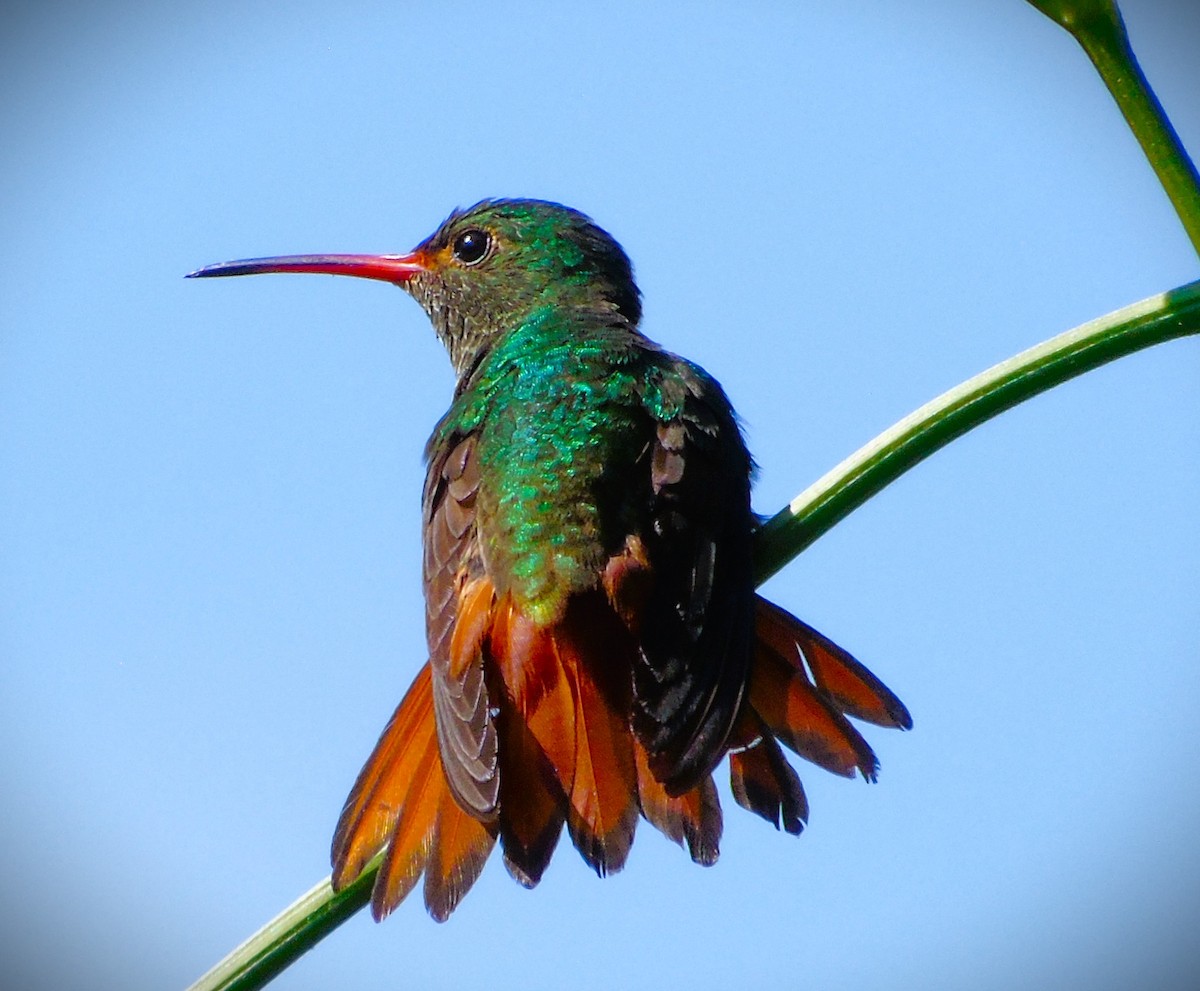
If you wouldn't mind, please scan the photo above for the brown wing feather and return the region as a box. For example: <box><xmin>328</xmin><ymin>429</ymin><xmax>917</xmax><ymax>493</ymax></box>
<box><xmin>423</xmin><ymin>431</ymin><xmax>500</xmax><ymax>818</ymax></box>
<box><xmin>433</xmin><ymin>575</ymin><xmax>500</xmax><ymax>819</ymax></box>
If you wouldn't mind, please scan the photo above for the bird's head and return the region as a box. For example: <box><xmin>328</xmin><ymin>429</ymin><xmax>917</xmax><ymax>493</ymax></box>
<box><xmin>188</xmin><ymin>199</ymin><xmax>642</xmax><ymax>378</ymax></box>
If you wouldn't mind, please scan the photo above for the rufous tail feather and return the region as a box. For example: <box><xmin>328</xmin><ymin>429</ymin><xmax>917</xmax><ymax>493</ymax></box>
<box><xmin>331</xmin><ymin>591</ymin><xmax>908</xmax><ymax>921</ymax></box>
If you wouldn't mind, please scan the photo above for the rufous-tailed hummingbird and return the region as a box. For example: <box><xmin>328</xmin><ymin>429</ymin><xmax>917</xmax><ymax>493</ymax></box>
<box><xmin>189</xmin><ymin>199</ymin><xmax>910</xmax><ymax>922</ymax></box>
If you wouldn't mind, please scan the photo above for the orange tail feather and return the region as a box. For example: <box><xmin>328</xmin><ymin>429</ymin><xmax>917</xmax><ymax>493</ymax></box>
<box><xmin>332</xmin><ymin>588</ymin><xmax>909</xmax><ymax>922</ymax></box>
<box><xmin>755</xmin><ymin>596</ymin><xmax>911</xmax><ymax>729</ymax></box>
<box><xmin>371</xmin><ymin>729</ymin><xmax>441</xmax><ymax>920</ymax></box>
<box><xmin>750</xmin><ymin>641</ymin><xmax>878</xmax><ymax>780</ymax></box>
<box><xmin>490</xmin><ymin>596</ymin><xmax>571</xmax><ymax>886</ymax></box>
<box><xmin>635</xmin><ymin>741</ymin><xmax>722</xmax><ymax>866</ymax></box>
<box><xmin>490</xmin><ymin>597</ymin><xmax>576</xmax><ymax>778</ymax></box>
<box><xmin>493</xmin><ymin>591</ymin><xmax>639</xmax><ymax>878</ymax></box>
<box><xmin>494</xmin><ymin>713</ymin><xmax>567</xmax><ymax>887</ymax></box>
<box><xmin>560</xmin><ymin>644</ymin><xmax>638</xmax><ymax>875</ymax></box>
<box><xmin>331</xmin><ymin>664</ymin><xmax>435</xmax><ymax>890</ymax></box>
<box><xmin>331</xmin><ymin>661</ymin><xmax>494</xmax><ymax>922</ymax></box>
<box><xmin>423</xmin><ymin>784</ymin><xmax>496</xmax><ymax>921</ymax></box>
<box><xmin>728</xmin><ymin>710</ymin><xmax>809</xmax><ymax>835</ymax></box>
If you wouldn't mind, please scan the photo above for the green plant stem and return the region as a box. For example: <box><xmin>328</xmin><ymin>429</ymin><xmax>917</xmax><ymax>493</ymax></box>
<box><xmin>1026</xmin><ymin>0</ymin><xmax>1200</xmax><ymax>259</ymax></box>
<box><xmin>185</xmin><ymin>867</ymin><xmax>376</xmax><ymax>991</ymax></box>
<box><xmin>186</xmin><ymin>277</ymin><xmax>1200</xmax><ymax>991</ymax></box>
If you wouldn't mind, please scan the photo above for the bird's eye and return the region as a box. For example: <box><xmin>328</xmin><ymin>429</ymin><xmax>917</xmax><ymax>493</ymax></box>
<box><xmin>452</xmin><ymin>229</ymin><xmax>491</xmax><ymax>266</ymax></box>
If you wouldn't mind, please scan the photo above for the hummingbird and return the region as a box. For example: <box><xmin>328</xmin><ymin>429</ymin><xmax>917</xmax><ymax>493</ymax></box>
<box><xmin>188</xmin><ymin>199</ymin><xmax>911</xmax><ymax>922</ymax></box>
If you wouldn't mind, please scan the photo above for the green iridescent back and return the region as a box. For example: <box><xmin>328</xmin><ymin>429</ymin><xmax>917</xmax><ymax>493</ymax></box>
<box><xmin>430</xmin><ymin>302</ymin><xmax>688</xmax><ymax>625</ymax></box>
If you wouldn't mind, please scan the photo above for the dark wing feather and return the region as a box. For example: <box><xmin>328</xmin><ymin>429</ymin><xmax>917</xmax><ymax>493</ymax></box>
<box><xmin>631</xmin><ymin>359</ymin><xmax>755</xmax><ymax>794</ymax></box>
<box><xmin>423</xmin><ymin>431</ymin><xmax>500</xmax><ymax>818</ymax></box>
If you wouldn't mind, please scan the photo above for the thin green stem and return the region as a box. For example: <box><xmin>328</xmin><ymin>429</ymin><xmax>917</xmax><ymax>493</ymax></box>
<box><xmin>185</xmin><ymin>864</ymin><xmax>376</xmax><ymax>991</ymax></box>
<box><xmin>186</xmin><ymin>278</ymin><xmax>1200</xmax><ymax>991</ymax></box>
<box><xmin>1026</xmin><ymin>0</ymin><xmax>1200</xmax><ymax>259</ymax></box>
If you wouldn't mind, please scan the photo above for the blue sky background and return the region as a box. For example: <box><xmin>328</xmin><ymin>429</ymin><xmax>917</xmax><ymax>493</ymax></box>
<box><xmin>2</xmin><ymin>2</ymin><xmax>1198</xmax><ymax>989</ymax></box>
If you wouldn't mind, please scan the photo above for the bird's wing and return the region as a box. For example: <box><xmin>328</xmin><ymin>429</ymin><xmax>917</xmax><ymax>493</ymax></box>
<box><xmin>627</xmin><ymin>357</ymin><xmax>756</xmax><ymax>793</ymax></box>
<box><xmin>422</xmin><ymin>429</ymin><xmax>500</xmax><ymax>819</ymax></box>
